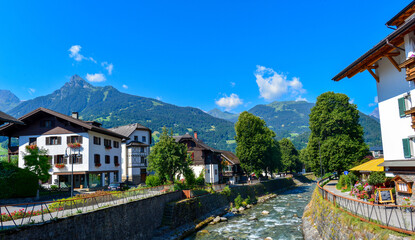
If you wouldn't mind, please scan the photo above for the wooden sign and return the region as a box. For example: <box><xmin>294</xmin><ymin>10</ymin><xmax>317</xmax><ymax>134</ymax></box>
<box><xmin>376</xmin><ymin>188</ymin><xmax>394</xmax><ymax>204</ymax></box>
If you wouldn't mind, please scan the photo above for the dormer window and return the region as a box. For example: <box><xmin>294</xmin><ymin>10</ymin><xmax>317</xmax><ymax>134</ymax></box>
<box><xmin>40</xmin><ymin>120</ymin><xmax>53</xmax><ymax>128</ymax></box>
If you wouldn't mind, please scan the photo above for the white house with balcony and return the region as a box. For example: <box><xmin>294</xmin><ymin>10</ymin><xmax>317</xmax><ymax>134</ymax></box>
<box><xmin>109</xmin><ymin>123</ymin><xmax>152</xmax><ymax>184</ymax></box>
<box><xmin>0</xmin><ymin>108</ymin><xmax>125</xmax><ymax>189</ymax></box>
<box><xmin>333</xmin><ymin>1</ymin><xmax>415</xmax><ymax>203</ymax></box>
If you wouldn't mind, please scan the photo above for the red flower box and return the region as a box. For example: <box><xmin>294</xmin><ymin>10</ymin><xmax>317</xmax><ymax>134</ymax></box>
<box><xmin>95</xmin><ymin>163</ymin><xmax>102</xmax><ymax>167</ymax></box>
<box><xmin>68</xmin><ymin>143</ymin><xmax>82</xmax><ymax>149</ymax></box>
<box><xmin>105</xmin><ymin>146</ymin><xmax>112</xmax><ymax>150</ymax></box>
<box><xmin>26</xmin><ymin>145</ymin><xmax>38</xmax><ymax>151</ymax></box>
<box><xmin>55</xmin><ymin>164</ymin><xmax>65</xmax><ymax>169</ymax></box>
<box><xmin>115</xmin><ymin>163</ymin><xmax>120</xmax><ymax>167</ymax></box>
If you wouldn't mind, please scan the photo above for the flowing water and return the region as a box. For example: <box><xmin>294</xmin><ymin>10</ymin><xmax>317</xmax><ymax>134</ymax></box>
<box><xmin>187</xmin><ymin>183</ymin><xmax>316</xmax><ymax>240</ymax></box>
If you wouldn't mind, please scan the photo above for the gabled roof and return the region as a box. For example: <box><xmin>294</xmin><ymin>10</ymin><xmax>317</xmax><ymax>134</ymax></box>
<box><xmin>174</xmin><ymin>133</ymin><xmax>219</xmax><ymax>153</ymax></box>
<box><xmin>386</xmin><ymin>1</ymin><xmax>415</xmax><ymax>27</ymax></box>
<box><xmin>110</xmin><ymin>123</ymin><xmax>151</xmax><ymax>138</ymax></box>
<box><xmin>0</xmin><ymin>107</ymin><xmax>125</xmax><ymax>139</ymax></box>
<box><xmin>392</xmin><ymin>175</ymin><xmax>414</xmax><ymax>183</ymax></box>
<box><xmin>220</xmin><ymin>150</ymin><xmax>240</xmax><ymax>165</ymax></box>
<box><xmin>0</xmin><ymin>111</ymin><xmax>24</xmax><ymax>125</ymax></box>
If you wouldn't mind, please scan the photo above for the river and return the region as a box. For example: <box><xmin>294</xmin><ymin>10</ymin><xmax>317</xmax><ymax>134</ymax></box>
<box><xmin>186</xmin><ymin>183</ymin><xmax>316</xmax><ymax>240</ymax></box>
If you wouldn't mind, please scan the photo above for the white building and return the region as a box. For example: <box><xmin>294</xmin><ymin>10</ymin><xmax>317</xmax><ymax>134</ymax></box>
<box><xmin>0</xmin><ymin>108</ymin><xmax>125</xmax><ymax>189</ymax></box>
<box><xmin>333</xmin><ymin>2</ymin><xmax>415</xmax><ymax>203</ymax></box>
<box><xmin>109</xmin><ymin>123</ymin><xmax>152</xmax><ymax>184</ymax></box>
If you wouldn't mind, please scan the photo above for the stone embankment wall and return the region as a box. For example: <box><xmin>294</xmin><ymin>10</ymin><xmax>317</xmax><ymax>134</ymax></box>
<box><xmin>302</xmin><ymin>189</ymin><xmax>411</xmax><ymax>240</ymax></box>
<box><xmin>0</xmin><ymin>191</ymin><xmax>183</xmax><ymax>240</ymax></box>
<box><xmin>169</xmin><ymin>178</ymin><xmax>295</xmax><ymax>228</ymax></box>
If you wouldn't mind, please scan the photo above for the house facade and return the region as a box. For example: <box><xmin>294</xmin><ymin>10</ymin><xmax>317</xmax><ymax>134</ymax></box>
<box><xmin>333</xmin><ymin>1</ymin><xmax>415</xmax><ymax>204</ymax></box>
<box><xmin>220</xmin><ymin>150</ymin><xmax>243</xmax><ymax>184</ymax></box>
<box><xmin>0</xmin><ymin>108</ymin><xmax>124</xmax><ymax>189</ymax></box>
<box><xmin>174</xmin><ymin>132</ymin><xmax>221</xmax><ymax>184</ymax></box>
<box><xmin>109</xmin><ymin>123</ymin><xmax>152</xmax><ymax>184</ymax></box>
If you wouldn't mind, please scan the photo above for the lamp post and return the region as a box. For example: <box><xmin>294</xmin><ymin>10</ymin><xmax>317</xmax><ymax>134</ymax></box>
<box><xmin>64</xmin><ymin>147</ymin><xmax>81</xmax><ymax>198</ymax></box>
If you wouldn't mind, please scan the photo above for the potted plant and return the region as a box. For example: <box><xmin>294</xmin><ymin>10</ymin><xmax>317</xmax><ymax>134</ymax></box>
<box><xmin>105</xmin><ymin>145</ymin><xmax>112</xmax><ymax>150</ymax></box>
<box><xmin>68</xmin><ymin>142</ymin><xmax>81</xmax><ymax>149</ymax></box>
<box><xmin>95</xmin><ymin>163</ymin><xmax>102</xmax><ymax>167</ymax></box>
<box><xmin>55</xmin><ymin>163</ymin><xmax>65</xmax><ymax>169</ymax></box>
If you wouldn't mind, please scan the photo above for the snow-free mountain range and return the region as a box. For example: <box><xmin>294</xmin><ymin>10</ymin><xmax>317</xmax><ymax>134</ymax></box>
<box><xmin>0</xmin><ymin>75</ymin><xmax>381</xmax><ymax>151</ymax></box>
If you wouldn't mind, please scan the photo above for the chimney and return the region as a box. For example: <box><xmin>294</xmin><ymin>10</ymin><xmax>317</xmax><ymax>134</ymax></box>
<box><xmin>194</xmin><ymin>131</ymin><xmax>198</xmax><ymax>139</ymax></box>
<box><xmin>72</xmin><ymin>112</ymin><xmax>79</xmax><ymax>119</ymax></box>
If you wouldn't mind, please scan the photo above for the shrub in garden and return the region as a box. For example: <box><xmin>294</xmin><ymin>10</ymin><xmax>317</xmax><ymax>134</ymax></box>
<box><xmin>0</xmin><ymin>162</ymin><xmax>38</xmax><ymax>198</ymax></box>
<box><xmin>145</xmin><ymin>174</ymin><xmax>163</xmax><ymax>187</ymax></box>
<box><xmin>195</xmin><ymin>171</ymin><xmax>205</xmax><ymax>186</ymax></box>
<box><xmin>234</xmin><ymin>194</ymin><xmax>243</xmax><ymax>208</ymax></box>
<box><xmin>368</xmin><ymin>171</ymin><xmax>385</xmax><ymax>186</ymax></box>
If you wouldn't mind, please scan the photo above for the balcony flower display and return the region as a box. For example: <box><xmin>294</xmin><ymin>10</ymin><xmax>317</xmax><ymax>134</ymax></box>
<box><xmin>26</xmin><ymin>145</ymin><xmax>38</xmax><ymax>151</ymax></box>
<box><xmin>55</xmin><ymin>163</ymin><xmax>65</xmax><ymax>169</ymax></box>
<box><xmin>95</xmin><ymin>163</ymin><xmax>102</xmax><ymax>167</ymax></box>
<box><xmin>68</xmin><ymin>142</ymin><xmax>81</xmax><ymax>149</ymax></box>
<box><xmin>105</xmin><ymin>145</ymin><xmax>112</xmax><ymax>150</ymax></box>
<box><xmin>115</xmin><ymin>162</ymin><xmax>120</xmax><ymax>167</ymax></box>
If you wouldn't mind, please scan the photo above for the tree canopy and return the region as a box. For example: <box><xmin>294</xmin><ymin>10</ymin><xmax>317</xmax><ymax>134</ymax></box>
<box><xmin>23</xmin><ymin>145</ymin><xmax>51</xmax><ymax>183</ymax></box>
<box><xmin>148</xmin><ymin>127</ymin><xmax>191</xmax><ymax>182</ymax></box>
<box><xmin>235</xmin><ymin>111</ymin><xmax>281</xmax><ymax>176</ymax></box>
<box><xmin>279</xmin><ymin>138</ymin><xmax>301</xmax><ymax>173</ymax></box>
<box><xmin>306</xmin><ymin>92</ymin><xmax>368</xmax><ymax>176</ymax></box>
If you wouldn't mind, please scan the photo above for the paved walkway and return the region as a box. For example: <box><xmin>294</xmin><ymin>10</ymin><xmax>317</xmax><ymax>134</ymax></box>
<box><xmin>322</xmin><ymin>180</ymin><xmax>415</xmax><ymax>233</ymax></box>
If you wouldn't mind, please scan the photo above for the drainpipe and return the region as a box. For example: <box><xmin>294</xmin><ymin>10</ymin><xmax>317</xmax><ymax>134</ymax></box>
<box><xmin>386</xmin><ymin>39</ymin><xmax>405</xmax><ymax>52</ymax></box>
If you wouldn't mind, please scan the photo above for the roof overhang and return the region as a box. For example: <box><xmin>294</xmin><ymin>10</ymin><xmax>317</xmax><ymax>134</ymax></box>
<box><xmin>332</xmin><ymin>17</ymin><xmax>415</xmax><ymax>82</ymax></box>
<box><xmin>386</xmin><ymin>1</ymin><xmax>415</xmax><ymax>27</ymax></box>
<box><xmin>378</xmin><ymin>159</ymin><xmax>415</xmax><ymax>167</ymax></box>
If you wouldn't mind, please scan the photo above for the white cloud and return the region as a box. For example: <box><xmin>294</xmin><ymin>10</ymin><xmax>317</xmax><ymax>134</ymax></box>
<box><xmin>122</xmin><ymin>84</ymin><xmax>128</xmax><ymax>89</ymax></box>
<box><xmin>230</xmin><ymin>82</ymin><xmax>236</xmax><ymax>87</ymax></box>
<box><xmin>28</xmin><ymin>88</ymin><xmax>36</xmax><ymax>95</ymax></box>
<box><xmin>86</xmin><ymin>73</ymin><xmax>106</xmax><ymax>82</ymax></box>
<box><xmin>368</xmin><ymin>96</ymin><xmax>379</xmax><ymax>107</ymax></box>
<box><xmin>215</xmin><ymin>93</ymin><xmax>243</xmax><ymax>111</ymax></box>
<box><xmin>255</xmin><ymin>65</ymin><xmax>305</xmax><ymax>101</ymax></box>
<box><xmin>296</xmin><ymin>96</ymin><xmax>307</xmax><ymax>102</ymax></box>
<box><xmin>69</xmin><ymin>45</ymin><xmax>96</xmax><ymax>63</ymax></box>
<box><xmin>101</xmin><ymin>62</ymin><xmax>114</xmax><ymax>75</ymax></box>
<box><xmin>349</xmin><ymin>98</ymin><xmax>355</xmax><ymax>104</ymax></box>
<box><xmin>156</xmin><ymin>96</ymin><xmax>162</xmax><ymax>101</ymax></box>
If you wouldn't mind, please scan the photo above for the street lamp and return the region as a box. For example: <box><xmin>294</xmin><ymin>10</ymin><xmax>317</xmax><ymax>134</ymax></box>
<box><xmin>64</xmin><ymin>147</ymin><xmax>81</xmax><ymax>198</ymax></box>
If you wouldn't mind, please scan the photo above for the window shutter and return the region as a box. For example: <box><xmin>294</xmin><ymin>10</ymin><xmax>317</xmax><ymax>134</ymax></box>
<box><xmin>67</xmin><ymin>136</ymin><xmax>71</xmax><ymax>144</ymax></box>
<box><xmin>46</xmin><ymin>137</ymin><xmax>50</xmax><ymax>145</ymax></box>
<box><xmin>54</xmin><ymin>155</ymin><xmax>57</xmax><ymax>164</ymax></box>
<box><xmin>79</xmin><ymin>154</ymin><xmax>83</xmax><ymax>164</ymax></box>
<box><xmin>57</xmin><ymin>137</ymin><xmax>61</xmax><ymax>145</ymax></box>
<box><xmin>403</xmin><ymin>138</ymin><xmax>411</xmax><ymax>158</ymax></box>
<box><xmin>399</xmin><ymin>97</ymin><xmax>406</xmax><ymax>117</ymax></box>
<box><xmin>79</xmin><ymin>136</ymin><xmax>83</xmax><ymax>144</ymax></box>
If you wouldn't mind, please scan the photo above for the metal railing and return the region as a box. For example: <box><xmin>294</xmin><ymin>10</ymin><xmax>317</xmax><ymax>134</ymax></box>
<box><xmin>0</xmin><ymin>184</ymin><xmax>174</xmax><ymax>230</ymax></box>
<box><xmin>318</xmin><ymin>177</ymin><xmax>415</xmax><ymax>235</ymax></box>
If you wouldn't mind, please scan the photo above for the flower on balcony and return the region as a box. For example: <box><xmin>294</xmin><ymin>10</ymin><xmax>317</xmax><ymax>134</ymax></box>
<box><xmin>95</xmin><ymin>163</ymin><xmax>102</xmax><ymax>167</ymax></box>
<box><xmin>68</xmin><ymin>142</ymin><xmax>82</xmax><ymax>149</ymax></box>
<box><xmin>105</xmin><ymin>145</ymin><xmax>112</xmax><ymax>150</ymax></box>
<box><xmin>410</xmin><ymin>52</ymin><xmax>415</xmax><ymax>58</ymax></box>
<box><xmin>26</xmin><ymin>145</ymin><xmax>38</xmax><ymax>151</ymax></box>
<box><xmin>55</xmin><ymin>163</ymin><xmax>65</xmax><ymax>169</ymax></box>
<box><xmin>115</xmin><ymin>163</ymin><xmax>120</xmax><ymax>167</ymax></box>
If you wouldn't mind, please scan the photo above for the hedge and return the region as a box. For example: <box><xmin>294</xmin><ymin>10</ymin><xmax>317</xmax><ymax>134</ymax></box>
<box><xmin>0</xmin><ymin>162</ymin><xmax>38</xmax><ymax>198</ymax></box>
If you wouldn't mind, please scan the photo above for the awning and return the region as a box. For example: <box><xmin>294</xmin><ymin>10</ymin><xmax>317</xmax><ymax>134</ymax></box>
<box><xmin>350</xmin><ymin>158</ymin><xmax>384</xmax><ymax>172</ymax></box>
<box><xmin>378</xmin><ymin>159</ymin><xmax>415</xmax><ymax>167</ymax></box>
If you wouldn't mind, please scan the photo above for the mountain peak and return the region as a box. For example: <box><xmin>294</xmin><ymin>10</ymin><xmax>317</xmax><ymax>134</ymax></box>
<box><xmin>66</xmin><ymin>75</ymin><xmax>93</xmax><ymax>89</ymax></box>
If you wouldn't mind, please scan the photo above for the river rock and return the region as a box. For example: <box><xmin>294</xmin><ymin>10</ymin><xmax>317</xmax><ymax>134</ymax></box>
<box><xmin>262</xmin><ymin>210</ymin><xmax>269</xmax><ymax>215</ymax></box>
<box><xmin>220</xmin><ymin>217</ymin><xmax>228</xmax><ymax>222</ymax></box>
<box><xmin>246</xmin><ymin>204</ymin><xmax>253</xmax><ymax>209</ymax></box>
<box><xmin>249</xmin><ymin>216</ymin><xmax>258</xmax><ymax>221</ymax></box>
<box><xmin>264</xmin><ymin>237</ymin><xmax>273</xmax><ymax>240</ymax></box>
<box><xmin>231</xmin><ymin>207</ymin><xmax>238</xmax><ymax>213</ymax></box>
<box><xmin>238</xmin><ymin>207</ymin><xmax>245</xmax><ymax>212</ymax></box>
<box><xmin>293</xmin><ymin>213</ymin><xmax>298</xmax><ymax>218</ymax></box>
<box><xmin>228</xmin><ymin>237</ymin><xmax>235</xmax><ymax>240</ymax></box>
<box><xmin>197</xmin><ymin>230</ymin><xmax>210</xmax><ymax>236</ymax></box>
<box><xmin>213</xmin><ymin>216</ymin><xmax>221</xmax><ymax>223</ymax></box>
<box><xmin>281</xmin><ymin>215</ymin><xmax>286</xmax><ymax>219</ymax></box>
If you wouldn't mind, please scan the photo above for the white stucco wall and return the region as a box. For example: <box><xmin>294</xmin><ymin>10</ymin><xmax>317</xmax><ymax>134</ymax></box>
<box><xmin>88</xmin><ymin>131</ymin><xmax>122</xmax><ymax>176</ymax></box>
<box><xmin>205</xmin><ymin>164</ymin><xmax>219</xmax><ymax>183</ymax></box>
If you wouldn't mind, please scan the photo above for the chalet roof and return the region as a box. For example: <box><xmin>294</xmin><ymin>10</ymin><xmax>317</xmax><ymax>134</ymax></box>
<box><xmin>392</xmin><ymin>175</ymin><xmax>414</xmax><ymax>183</ymax></box>
<box><xmin>126</xmin><ymin>141</ymin><xmax>149</xmax><ymax>147</ymax></box>
<box><xmin>174</xmin><ymin>133</ymin><xmax>219</xmax><ymax>153</ymax></box>
<box><xmin>332</xmin><ymin>16</ymin><xmax>415</xmax><ymax>82</ymax></box>
<box><xmin>0</xmin><ymin>111</ymin><xmax>24</xmax><ymax>125</ymax></box>
<box><xmin>0</xmin><ymin>107</ymin><xmax>125</xmax><ymax>139</ymax></box>
<box><xmin>386</xmin><ymin>1</ymin><xmax>415</xmax><ymax>27</ymax></box>
<box><xmin>220</xmin><ymin>151</ymin><xmax>240</xmax><ymax>165</ymax></box>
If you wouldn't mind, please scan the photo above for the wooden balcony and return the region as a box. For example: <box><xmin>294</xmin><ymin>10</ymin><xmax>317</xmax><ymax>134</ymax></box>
<box><xmin>405</xmin><ymin>107</ymin><xmax>415</xmax><ymax>129</ymax></box>
<box><xmin>399</xmin><ymin>58</ymin><xmax>415</xmax><ymax>81</ymax></box>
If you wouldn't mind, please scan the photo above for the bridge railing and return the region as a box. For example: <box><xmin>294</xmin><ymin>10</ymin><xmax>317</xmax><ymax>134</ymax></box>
<box><xmin>318</xmin><ymin>177</ymin><xmax>415</xmax><ymax>235</ymax></box>
<box><xmin>0</xmin><ymin>184</ymin><xmax>174</xmax><ymax>230</ymax></box>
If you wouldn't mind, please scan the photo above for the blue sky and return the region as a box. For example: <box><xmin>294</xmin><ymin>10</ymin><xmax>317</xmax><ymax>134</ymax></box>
<box><xmin>0</xmin><ymin>0</ymin><xmax>412</xmax><ymax>115</ymax></box>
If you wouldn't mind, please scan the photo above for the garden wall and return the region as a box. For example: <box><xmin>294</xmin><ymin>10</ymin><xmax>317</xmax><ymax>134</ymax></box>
<box><xmin>0</xmin><ymin>191</ymin><xmax>183</xmax><ymax>240</ymax></box>
<box><xmin>169</xmin><ymin>178</ymin><xmax>295</xmax><ymax>228</ymax></box>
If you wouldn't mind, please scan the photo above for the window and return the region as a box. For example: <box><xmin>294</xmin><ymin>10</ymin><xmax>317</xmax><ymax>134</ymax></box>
<box><xmin>40</xmin><ymin>120</ymin><xmax>53</xmax><ymax>128</ymax></box>
<box><xmin>105</xmin><ymin>155</ymin><xmax>110</xmax><ymax>164</ymax></box>
<box><xmin>70</xmin><ymin>154</ymin><xmax>83</xmax><ymax>164</ymax></box>
<box><xmin>399</xmin><ymin>182</ymin><xmax>408</xmax><ymax>192</ymax></box>
<box><xmin>140</xmin><ymin>157</ymin><xmax>146</xmax><ymax>164</ymax></box>
<box><xmin>134</xmin><ymin>136</ymin><xmax>138</xmax><ymax>141</ymax></box>
<box><xmin>94</xmin><ymin>136</ymin><xmax>101</xmax><ymax>145</ymax></box>
<box><xmin>114</xmin><ymin>156</ymin><xmax>119</xmax><ymax>165</ymax></box>
<box><xmin>215</xmin><ymin>169</ymin><xmax>218</xmax><ymax>175</ymax></box>
<box><xmin>142</xmin><ymin>136</ymin><xmax>146</xmax><ymax>143</ymax></box>
<box><xmin>67</xmin><ymin>135</ymin><xmax>82</xmax><ymax>144</ymax></box>
<box><xmin>54</xmin><ymin>155</ymin><xmax>66</xmax><ymax>164</ymax></box>
<box><xmin>398</xmin><ymin>95</ymin><xmax>411</xmax><ymax>117</ymax></box>
<box><xmin>94</xmin><ymin>154</ymin><xmax>101</xmax><ymax>164</ymax></box>
<box><xmin>29</xmin><ymin>137</ymin><xmax>37</xmax><ymax>145</ymax></box>
<box><xmin>403</xmin><ymin>138</ymin><xmax>414</xmax><ymax>158</ymax></box>
<box><xmin>104</xmin><ymin>139</ymin><xmax>112</xmax><ymax>147</ymax></box>
<box><xmin>46</xmin><ymin>136</ymin><xmax>61</xmax><ymax>145</ymax></box>
<box><xmin>140</xmin><ymin>147</ymin><xmax>144</xmax><ymax>153</ymax></box>
<box><xmin>113</xmin><ymin>141</ymin><xmax>120</xmax><ymax>148</ymax></box>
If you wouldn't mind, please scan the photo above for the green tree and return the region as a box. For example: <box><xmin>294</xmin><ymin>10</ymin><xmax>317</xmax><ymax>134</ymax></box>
<box><xmin>148</xmin><ymin>127</ymin><xmax>191</xmax><ymax>182</ymax></box>
<box><xmin>306</xmin><ymin>92</ymin><xmax>368</xmax><ymax>176</ymax></box>
<box><xmin>235</xmin><ymin>111</ymin><xmax>281</xmax><ymax>177</ymax></box>
<box><xmin>279</xmin><ymin>138</ymin><xmax>301</xmax><ymax>173</ymax></box>
<box><xmin>299</xmin><ymin>148</ymin><xmax>309</xmax><ymax>172</ymax></box>
<box><xmin>23</xmin><ymin>145</ymin><xmax>51</xmax><ymax>183</ymax></box>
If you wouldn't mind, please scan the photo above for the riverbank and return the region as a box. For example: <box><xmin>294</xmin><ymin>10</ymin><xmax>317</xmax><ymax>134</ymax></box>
<box><xmin>302</xmin><ymin>187</ymin><xmax>414</xmax><ymax>240</ymax></box>
<box><xmin>153</xmin><ymin>175</ymin><xmax>314</xmax><ymax>240</ymax></box>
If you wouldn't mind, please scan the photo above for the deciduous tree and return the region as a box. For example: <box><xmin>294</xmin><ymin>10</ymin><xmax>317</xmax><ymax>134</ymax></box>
<box><xmin>279</xmin><ymin>138</ymin><xmax>301</xmax><ymax>173</ymax></box>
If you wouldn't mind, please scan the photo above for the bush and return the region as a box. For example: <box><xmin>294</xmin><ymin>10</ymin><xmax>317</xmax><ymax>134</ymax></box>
<box><xmin>220</xmin><ymin>186</ymin><xmax>231</xmax><ymax>197</ymax></box>
<box><xmin>336</xmin><ymin>174</ymin><xmax>350</xmax><ymax>190</ymax></box>
<box><xmin>0</xmin><ymin>162</ymin><xmax>38</xmax><ymax>198</ymax></box>
<box><xmin>50</xmin><ymin>185</ymin><xmax>59</xmax><ymax>190</ymax></box>
<box><xmin>184</xmin><ymin>168</ymin><xmax>196</xmax><ymax>187</ymax></box>
<box><xmin>368</xmin><ymin>171</ymin><xmax>385</xmax><ymax>186</ymax></box>
<box><xmin>348</xmin><ymin>172</ymin><xmax>359</xmax><ymax>185</ymax></box>
<box><xmin>234</xmin><ymin>194</ymin><xmax>243</xmax><ymax>208</ymax></box>
<box><xmin>195</xmin><ymin>171</ymin><xmax>205</xmax><ymax>186</ymax></box>
<box><xmin>145</xmin><ymin>175</ymin><xmax>163</xmax><ymax>187</ymax></box>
